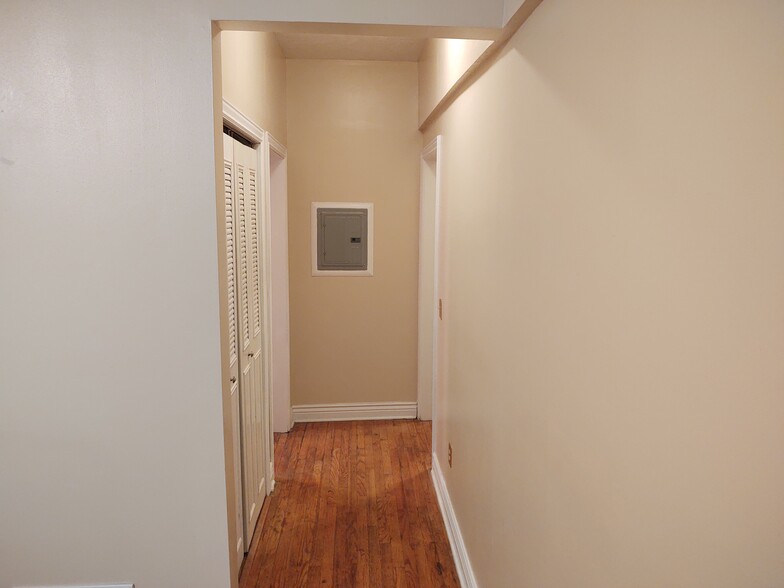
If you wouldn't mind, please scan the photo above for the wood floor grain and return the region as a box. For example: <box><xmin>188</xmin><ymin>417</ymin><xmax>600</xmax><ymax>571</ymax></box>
<box><xmin>239</xmin><ymin>420</ymin><xmax>460</xmax><ymax>588</ymax></box>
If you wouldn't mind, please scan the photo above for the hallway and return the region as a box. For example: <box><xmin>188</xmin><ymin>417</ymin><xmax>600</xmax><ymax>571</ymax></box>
<box><xmin>239</xmin><ymin>420</ymin><xmax>459</xmax><ymax>587</ymax></box>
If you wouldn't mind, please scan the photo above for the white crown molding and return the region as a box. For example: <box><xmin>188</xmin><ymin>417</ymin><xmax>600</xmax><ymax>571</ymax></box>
<box><xmin>291</xmin><ymin>401</ymin><xmax>417</xmax><ymax>423</ymax></box>
<box><xmin>431</xmin><ymin>452</ymin><xmax>479</xmax><ymax>588</ymax></box>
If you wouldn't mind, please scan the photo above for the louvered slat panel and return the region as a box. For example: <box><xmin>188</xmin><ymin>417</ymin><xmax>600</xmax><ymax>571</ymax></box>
<box><xmin>249</xmin><ymin>169</ymin><xmax>262</xmax><ymax>337</ymax></box>
<box><xmin>237</xmin><ymin>162</ymin><xmax>251</xmax><ymax>349</ymax></box>
<box><xmin>224</xmin><ymin>160</ymin><xmax>238</xmax><ymax>368</ymax></box>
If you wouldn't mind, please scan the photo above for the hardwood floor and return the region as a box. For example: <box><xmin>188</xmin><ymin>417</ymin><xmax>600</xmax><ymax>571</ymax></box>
<box><xmin>239</xmin><ymin>420</ymin><xmax>460</xmax><ymax>588</ymax></box>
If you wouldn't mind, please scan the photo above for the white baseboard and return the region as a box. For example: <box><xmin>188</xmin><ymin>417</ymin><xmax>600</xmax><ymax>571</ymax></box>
<box><xmin>431</xmin><ymin>452</ymin><xmax>478</xmax><ymax>588</ymax></box>
<box><xmin>17</xmin><ymin>585</ymin><xmax>135</xmax><ymax>588</ymax></box>
<box><xmin>291</xmin><ymin>401</ymin><xmax>417</xmax><ymax>423</ymax></box>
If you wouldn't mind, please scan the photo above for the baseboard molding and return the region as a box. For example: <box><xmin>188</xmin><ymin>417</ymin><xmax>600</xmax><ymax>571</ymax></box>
<box><xmin>431</xmin><ymin>452</ymin><xmax>478</xmax><ymax>588</ymax></box>
<box><xmin>291</xmin><ymin>401</ymin><xmax>417</xmax><ymax>423</ymax></box>
<box><xmin>22</xmin><ymin>585</ymin><xmax>135</xmax><ymax>588</ymax></box>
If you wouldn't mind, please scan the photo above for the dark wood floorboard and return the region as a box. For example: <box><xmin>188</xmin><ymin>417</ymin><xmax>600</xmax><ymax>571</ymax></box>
<box><xmin>239</xmin><ymin>420</ymin><xmax>460</xmax><ymax>588</ymax></box>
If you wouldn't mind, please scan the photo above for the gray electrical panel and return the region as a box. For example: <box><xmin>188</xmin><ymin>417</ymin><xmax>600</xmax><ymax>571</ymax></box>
<box><xmin>317</xmin><ymin>207</ymin><xmax>369</xmax><ymax>271</ymax></box>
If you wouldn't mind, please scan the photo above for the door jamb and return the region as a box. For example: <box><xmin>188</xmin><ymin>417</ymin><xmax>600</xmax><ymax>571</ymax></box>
<box><xmin>262</xmin><ymin>131</ymin><xmax>287</xmax><ymax>488</ymax></box>
<box><xmin>419</xmin><ymin>135</ymin><xmax>442</xmax><ymax>452</ymax></box>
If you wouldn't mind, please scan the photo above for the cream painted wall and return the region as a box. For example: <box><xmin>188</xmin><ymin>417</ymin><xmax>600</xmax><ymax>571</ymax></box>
<box><xmin>221</xmin><ymin>31</ymin><xmax>287</xmax><ymax>144</ymax></box>
<box><xmin>424</xmin><ymin>0</ymin><xmax>784</xmax><ymax>586</ymax></box>
<box><xmin>0</xmin><ymin>0</ymin><xmax>502</xmax><ymax>586</ymax></box>
<box><xmin>418</xmin><ymin>38</ymin><xmax>492</xmax><ymax>126</ymax></box>
<box><xmin>286</xmin><ymin>60</ymin><xmax>421</xmax><ymax>407</ymax></box>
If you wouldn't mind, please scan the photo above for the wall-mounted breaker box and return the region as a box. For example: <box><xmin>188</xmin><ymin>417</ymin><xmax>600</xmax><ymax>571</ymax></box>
<box><xmin>311</xmin><ymin>202</ymin><xmax>374</xmax><ymax>276</ymax></box>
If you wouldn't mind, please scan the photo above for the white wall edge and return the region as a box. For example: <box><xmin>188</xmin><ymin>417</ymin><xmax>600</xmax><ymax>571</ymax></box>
<box><xmin>291</xmin><ymin>401</ymin><xmax>417</xmax><ymax>423</ymax></box>
<box><xmin>431</xmin><ymin>452</ymin><xmax>478</xmax><ymax>588</ymax></box>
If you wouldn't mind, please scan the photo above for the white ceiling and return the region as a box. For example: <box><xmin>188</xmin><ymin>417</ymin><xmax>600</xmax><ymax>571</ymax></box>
<box><xmin>276</xmin><ymin>33</ymin><xmax>429</xmax><ymax>62</ymax></box>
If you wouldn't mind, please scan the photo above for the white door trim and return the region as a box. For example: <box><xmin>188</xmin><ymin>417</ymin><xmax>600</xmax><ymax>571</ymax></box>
<box><xmin>262</xmin><ymin>130</ymin><xmax>289</xmax><ymax>475</ymax></box>
<box><xmin>223</xmin><ymin>99</ymin><xmax>265</xmax><ymax>144</ymax></box>
<box><xmin>268</xmin><ymin>133</ymin><xmax>287</xmax><ymax>159</ymax></box>
<box><xmin>260</xmin><ymin>131</ymin><xmax>275</xmax><ymax>498</ymax></box>
<box><xmin>418</xmin><ymin>136</ymin><xmax>442</xmax><ymax>435</ymax></box>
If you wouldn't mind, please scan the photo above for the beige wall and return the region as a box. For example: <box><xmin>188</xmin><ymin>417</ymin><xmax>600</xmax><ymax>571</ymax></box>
<box><xmin>418</xmin><ymin>38</ymin><xmax>492</xmax><ymax>126</ymax></box>
<box><xmin>425</xmin><ymin>0</ymin><xmax>784</xmax><ymax>586</ymax></box>
<box><xmin>222</xmin><ymin>31</ymin><xmax>287</xmax><ymax>143</ymax></box>
<box><xmin>287</xmin><ymin>59</ymin><xmax>421</xmax><ymax>406</ymax></box>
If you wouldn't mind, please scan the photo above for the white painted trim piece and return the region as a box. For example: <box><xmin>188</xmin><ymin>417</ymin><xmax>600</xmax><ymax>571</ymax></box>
<box><xmin>292</xmin><ymin>402</ymin><xmax>417</xmax><ymax>423</ymax></box>
<box><xmin>267</xmin><ymin>133</ymin><xmax>287</xmax><ymax>158</ymax></box>
<box><xmin>260</xmin><ymin>132</ymin><xmax>275</xmax><ymax>497</ymax></box>
<box><xmin>431</xmin><ymin>452</ymin><xmax>478</xmax><ymax>588</ymax></box>
<box><xmin>223</xmin><ymin>99</ymin><xmax>265</xmax><ymax>144</ymax></box>
<box><xmin>311</xmin><ymin>202</ymin><xmax>375</xmax><ymax>277</ymax></box>
<box><xmin>431</xmin><ymin>136</ymin><xmax>443</xmax><ymax>448</ymax></box>
<box><xmin>418</xmin><ymin>135</ymin><xmax>442</xmax><ymax>423</ymax></box>
<box><xmin>422</xmin><ymin>136</ymin><xmax>439</xmax><ymax>159</ymax></box>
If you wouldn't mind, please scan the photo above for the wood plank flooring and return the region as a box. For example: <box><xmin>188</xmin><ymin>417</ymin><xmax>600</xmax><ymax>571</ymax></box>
<box><xmin>239</xmin><ymin>420</ymin><xmax>460</xmax><ymax>588</ymax></box>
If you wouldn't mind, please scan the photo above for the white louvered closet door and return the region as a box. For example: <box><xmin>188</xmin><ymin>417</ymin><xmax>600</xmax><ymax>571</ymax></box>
<box><xmin>232</xmin><ymin>137</ymin><xmax>267</xmax><ymax>547</ymax></box>
<box><xmin>223</xmin><ymin>133</ymin><xmax>245</xmax><ymax>566</ymax></box>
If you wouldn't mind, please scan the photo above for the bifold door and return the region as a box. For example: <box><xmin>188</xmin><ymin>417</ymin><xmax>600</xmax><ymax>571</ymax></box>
<box><xmin>223</xmin><ymin>131</ymin><xmax>268</xmax><ymax>556</ymax></box>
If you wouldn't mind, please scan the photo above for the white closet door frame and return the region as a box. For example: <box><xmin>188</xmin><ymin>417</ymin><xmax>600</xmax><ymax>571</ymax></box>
<box><xmin>265</xmin><ymin>133</ymin><xmax>290</xmax><ymax>437</ymax></box>
<box><xmin>421</xmin><ymin>136</ymin><xmax>443</xmax><ymax>459</ymax></box>
<box><xmin>260</xmin><ymin>133</ymin><xmax>284</xmax><ymax>492</ymax></box>
<box><xmin>223</xmin><ymin>99</ymin><xmax>275</xmax><ymax>498</ymax></box>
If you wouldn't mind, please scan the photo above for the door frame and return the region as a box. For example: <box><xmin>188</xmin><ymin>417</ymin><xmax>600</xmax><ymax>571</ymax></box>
<box><xmin>222</xmin><ymin>99</ymin><xmax>276</xmax><ymax>504</ymax></box>
<box><xmin>264</xmin><ymin>134</ymin><xmax>292</xmax><ymax>435</ymax></box>
<box><xmin>418</xmin><ymin>136</ymin><xmax>442</xmax><ymax>444</ymax></box>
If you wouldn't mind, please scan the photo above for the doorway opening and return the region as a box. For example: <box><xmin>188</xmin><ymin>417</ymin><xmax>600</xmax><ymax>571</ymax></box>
<box><xmin>212</xmin><ymin>21</ymin><xmax>493</xmax><ymax>585</ymax></box>
<box><xmin>418</xmin><ymin>136</ymin><xmax>442</xmax><ymax>430</ymax></box>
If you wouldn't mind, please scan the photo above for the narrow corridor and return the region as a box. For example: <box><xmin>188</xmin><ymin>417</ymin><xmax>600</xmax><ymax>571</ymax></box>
<box><xmin>239</xmin><ymin>420</ymin><xmax>459</xmax><ymax>587</ymax></box>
